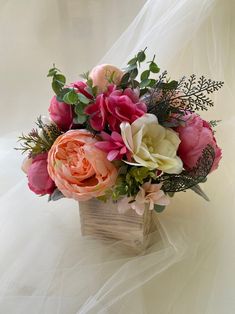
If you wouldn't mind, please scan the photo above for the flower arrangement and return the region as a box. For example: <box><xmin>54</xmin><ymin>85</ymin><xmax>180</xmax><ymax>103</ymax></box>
<box><xmin>18</xmin><ymin>49</ymin><xmax>223</xmax><ymax>215</ymax></box>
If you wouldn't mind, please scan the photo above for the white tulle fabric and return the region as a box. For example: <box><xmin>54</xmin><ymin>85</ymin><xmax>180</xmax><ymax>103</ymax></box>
<box><xmin>0</xmin><ymin>0</ymin><xmax>235</xmax><ymax>313</ymax></box>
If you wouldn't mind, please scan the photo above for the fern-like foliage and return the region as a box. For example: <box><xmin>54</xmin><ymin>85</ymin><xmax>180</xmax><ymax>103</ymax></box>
<box><xmin>159</xmin><ymin>145</ymin><xmax>215</xmax><ymax>192</ymax></box>
<box><xmin>168</xmin><ymin>75</ymin><xmax>224</xmax><ymax>111</ymax></box>
<box><xmin>16</xmin><ymin>117</ymin><xmax>61</xmax><ymax>157</ymax></box>
<box><xmin>146</xmin><ymin>74</ymin><xmax>224</xmax><ymax>125</ymax></box>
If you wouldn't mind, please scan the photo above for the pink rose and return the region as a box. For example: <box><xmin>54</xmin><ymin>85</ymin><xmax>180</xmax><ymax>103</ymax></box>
<box><xmin>49</xmin><ymin>96</ymin><xmax>73</xmax><ymax>131</ymax></box>
<box><xmin>85</xmin><ymin>87</ymin><xmax>147</xmax><ymax>132</ymax></box>
<box><xmin>89</xmin><ymin>64</ymin><xmax>123</xmax><ymax>93</ymax></box>
<box><xmin>47</xmin><ymin>130</ymin><xmax>118</xmax><ymax>201</ymax></box>
<box><xmin>176</xmin><ymin>113</ymin><xmax>222</xmax><ymax>172</ymax></box>
<box><xmin>27</xmin><ymin>153</ymin><xmax>55</xmax><ymax>195</ymax></box>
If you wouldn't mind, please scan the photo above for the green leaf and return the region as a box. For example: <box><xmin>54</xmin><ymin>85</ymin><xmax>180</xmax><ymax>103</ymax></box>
<box><xmin>160</xmin><ymin>80</ymin><xmax>178</xmax><ymax>90</ymax></box>
<box><xmin>150</xmin><ymin>62</ymin><xmax>160</xmax><ymax>73</ymax></box>
<box><xmin>48</xmin><ymin>188</ymin><xmax>64</xmax><ymax>202</ymax></box>
<box><xmin>47</xmin><ymin>65</ymin><xmax>61</xmax><ymax>77</ymax></box>
<box><xmin>130</xmin><ymin>68</ymin><xmax>138</xmax><ymax>79</ymax></box>
<box><xmin>120</xmin><ymin>72</ymin><xmax>130</xmax><ymax>85</ymax></box>
<box><xmin>140</xmin><ymin>79</ymin><xmax>151</xmax><ymax>88</ymax></box>
<box><xmin>73</xmin><ymin>114</ymin><xmax>87</xmax><ymax>124</ymax></box>
<box><xmin>56</xmin><ymin>88</ymin><xmax>72</xmax><ymax>102</ymax></box>
<box><xmin>74</xmin><ymin>103</ymin><xmax>87</xmax><ymax>115</ymax></box>
<box><xmin>47</xmin><ymin>68</ymin><xmax>57</xmax><ymax>77</ymax></box>
<box><xmin>128</xmin><ymin>57</ymin><xmax>137</xmax><ymax>65</ymax></box>
<box><xmin>154</xmin><ymin>204</ymin><xmax>166</xmax><ymax>213</ymax></box>
<box><xmin>141</xmin><ymin>70</ymin><xmax>150</xmax><ymax>81</ymax></box>
<box><xmin>52</xmin><ymin>80</ymin><xmax>62</xmax><ymax>95</ymax></box>
<box><xmin>63</xmin><ymin>90</ymin><xmax>78</xmax><ymax>104</ymax></box>
<box><xmin>54</xmin><ymin>74</ymin><xmax>66</xmax><ymax>85</ymax></box>
<box><xmin>77</xmin><ymin>93</ymin><xmax>90</xmax><ymax>104</ymax></box>
<box><xmin>126</xmin><ymin>64</ymin><xmax>138</xmax><ymax>72</ymax></box>
<box><xmin>137</xmin><ymin>51</ymin><xmax>146</xmax><ymax>62</ymax></box>
<box><xmin>132</xmin><ymin>80</ymin><xmax>140</xmax><ymax>88</ymax></box>
<box><xmin>148</xmin><ymin>79</ymin><xmax>156</xmax><ymax>87</ymax></box>
<box><xmin>191</xmin><ymin>184</ymin><xmax>210</xmax><ymax>201</ymax></box>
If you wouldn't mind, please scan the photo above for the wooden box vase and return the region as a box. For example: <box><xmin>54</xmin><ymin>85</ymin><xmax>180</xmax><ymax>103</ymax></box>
<box><xmin>79</xmin><ymin>198</ymin><xmax>159</xmax><ymax>252</ymax></box>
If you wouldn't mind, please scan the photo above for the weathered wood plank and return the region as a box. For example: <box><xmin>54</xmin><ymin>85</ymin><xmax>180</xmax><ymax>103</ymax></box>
<box><xmin>79</xmin><ymin>199</ymin><xmax>159</xmax><ymax>252</ymax></box>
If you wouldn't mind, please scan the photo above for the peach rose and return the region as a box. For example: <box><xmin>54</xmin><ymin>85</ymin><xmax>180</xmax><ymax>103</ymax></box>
<box><xmin>47</xmin><ymin>130</ymin><xmax>118</xmax><ymax>201</ymax></box>
<box><xmin>89</xmin><ymin>64</ymin><xmax>123</xmax><ymax>93</ymax></box>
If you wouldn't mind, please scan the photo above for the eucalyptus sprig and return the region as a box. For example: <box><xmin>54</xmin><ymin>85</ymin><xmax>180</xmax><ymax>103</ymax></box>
<box><xmin>120</xmin><ymin>48</ymin><xmax>161</xmax><ymax>91</ymax></box>
<box><xmin>47</xmin><ymin>65</ymin><xmax>66</xmax><ymax>95</ymax></box>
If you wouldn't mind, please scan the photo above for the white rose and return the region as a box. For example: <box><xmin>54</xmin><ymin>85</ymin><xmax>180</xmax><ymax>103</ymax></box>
<box><xmin>120</xmin><ymin>113</ymin><xmax>183</xmax><ymax>174</ymax></box>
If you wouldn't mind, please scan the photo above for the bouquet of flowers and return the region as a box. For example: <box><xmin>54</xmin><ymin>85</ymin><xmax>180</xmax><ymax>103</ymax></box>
<box><xmin>18</xmin><ymin>49</ymin><xmax>223</xmax><ymax>215</ymax></box>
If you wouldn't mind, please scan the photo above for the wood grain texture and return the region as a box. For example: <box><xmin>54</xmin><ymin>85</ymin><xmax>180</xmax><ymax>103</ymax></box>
<box><xmin>79</xmin><ymin>199</ymin><xmax>159</xmax><ymax>252</ymax></box>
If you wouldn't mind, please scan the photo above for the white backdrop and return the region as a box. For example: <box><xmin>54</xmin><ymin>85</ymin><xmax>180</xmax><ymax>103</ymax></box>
<box><xmin>0</xmin><ymin>0</ymin><xmax>145</xmax><ymax>134</ymax></box>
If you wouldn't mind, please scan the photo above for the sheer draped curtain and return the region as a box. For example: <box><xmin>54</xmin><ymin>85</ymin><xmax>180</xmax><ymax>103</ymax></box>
<box><xmin>0</xmin><ymin>0</ymin><xmax>235</xmax><ymax>313</ymax></box>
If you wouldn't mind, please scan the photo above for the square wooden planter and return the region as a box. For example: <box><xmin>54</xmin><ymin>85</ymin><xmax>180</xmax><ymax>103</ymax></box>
<box><xmin>79</xmin><ymin>198</ymin><xmax>159</xmax><ymax>252</ymax></box>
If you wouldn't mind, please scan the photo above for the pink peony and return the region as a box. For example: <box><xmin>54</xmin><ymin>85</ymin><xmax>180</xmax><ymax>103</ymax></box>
<box><xmin>47</xmin><ymin>130</ymin><xmax>118</xmax><ymax>201</ymax></box>
<box><xmin>176</xmin><ymin>113</ymin><xmax>222</xmax><ymax>172</ymax></box>
<box><xmin>89</xmin><ymin>64</ymin><xmax>123</xmax><ymax>93</ymax></box>
<box><xmin>49</xmin><ymin>96</ymin><xmax>73</xmax><ymax>131</ymax></box>
<box><xmin>95</xmin><ymin>131</ymin><xmax>131</xmax><ymax>161</ymax></box>
<box><xmin>85</xmin><ymin>87</ymin><xmax>147</xmax><ymax>132</ymax></box>
<box><xmin>27</xmin><ymin>153</ymin><xmax>55</xmax><ymax>195</ymax></box>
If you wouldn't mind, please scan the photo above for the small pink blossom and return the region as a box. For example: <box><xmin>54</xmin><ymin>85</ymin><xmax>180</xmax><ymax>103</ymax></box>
<box><xmin>117</xmin><ymin>182</ymin><xmax>170</xmax><ymax>215</ymax></box>
<box><xmin>95</xmin><ymin>131</ymin><xmax>131</xmax><ymax>161</ymax></box>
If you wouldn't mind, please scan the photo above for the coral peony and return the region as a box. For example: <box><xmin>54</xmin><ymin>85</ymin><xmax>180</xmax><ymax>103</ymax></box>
<box><xmin>85</xmin><ymin>87</ymin><xmax>147</xmax><ymax>132</ymax></box>
<box><xmin>47</xmin><ymin>130</ymin><xmax>118</xmax><ymax>201</ymax></box>
<box><xmin>27</xmin><ymin>153</ymin><xmax>55</xmax><ymax>195</ymax></box>
<box><xmin>176</xmin><ymin>113</ymin><xmax>222</xmax><ymax>172</ymax></box>
<box><xmin>89</xmin><ymin>64</ymin><xmax>123</xmax><ymax>93</ymax></box>
<box><xmin>49</xmin><ymin>96</ymin><xmax>73</xmax><ymax>131</ymax></box>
